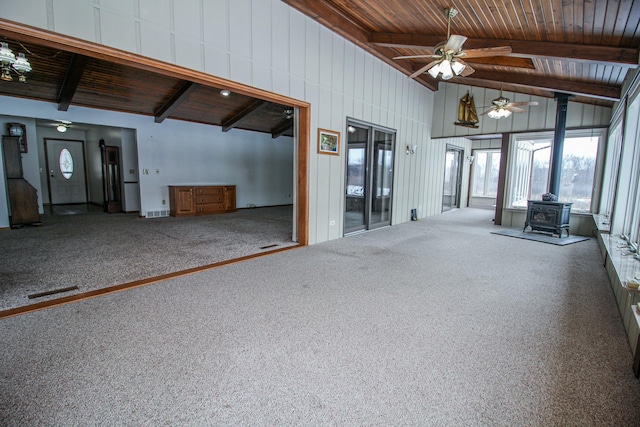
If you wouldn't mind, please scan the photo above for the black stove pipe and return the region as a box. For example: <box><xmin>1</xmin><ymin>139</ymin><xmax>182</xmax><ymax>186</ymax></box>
<box><xmin>548</xmin><ymin>92</ymin><xmax>571</xmax><ymax>197</ymax></box>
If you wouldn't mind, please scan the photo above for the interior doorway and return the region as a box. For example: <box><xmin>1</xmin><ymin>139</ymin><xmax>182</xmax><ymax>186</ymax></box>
<box><xmin>44</xmin><ymin>138</ymin><xmax>88</xmax><ymax>205</ymax></box>
<box><xmin>443</xmin><ymin>145</ymin><xmax>463</xmax><ymax>212</ymax></box>
<box><xmin>344</xmin><ymin>119</ymin><xmax>395</xmax><ymax>234</ymax></box>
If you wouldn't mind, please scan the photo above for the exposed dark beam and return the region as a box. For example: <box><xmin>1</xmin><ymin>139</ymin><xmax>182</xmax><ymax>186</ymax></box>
<box><xmin>447</xmin><ymin>70</ymin><xmax>620</xmax><ymax>101</ymax></box>
<box><xmin>57</xmin><ymin>53</ymin><xmax>88</xmax><ymax>111</ymax></box>
<box><xmin>154</xmin><ymin>81</ymin><xmax>198</xmax><ymax>123</ymax></box>
<box><xmin>222</xmin><ymin>99</ymin><xmax>267</xmax><ymax>132</ymax></box>
<box><xmin>371</xmin><ymin>33</ymin><xmax>639</xmax><ymax>67</ymax></box>
<box><xmin>271</xmin><ymin>120</ymin><xmax>293</xmax><ymax>139</ymax></box>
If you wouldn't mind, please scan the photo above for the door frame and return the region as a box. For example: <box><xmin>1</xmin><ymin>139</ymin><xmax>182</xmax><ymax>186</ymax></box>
<box><xmin>344</xmin><ymin>117</ymin><xmax>396</xmax><ymax>235</ymax></box>
<box><xmin>0</xmin><ymin>19</ymin><xmax>311</xmax><ymax>245</ymax></box>
<box><xmin>443</xmin><ymin>144</ymin><xmax>464</xmax><ymax>211</ymax></box>
<box><xmin>44</xmin><ymin>138</ymin><xmax>89</xmax><ymax>205</ymax></box>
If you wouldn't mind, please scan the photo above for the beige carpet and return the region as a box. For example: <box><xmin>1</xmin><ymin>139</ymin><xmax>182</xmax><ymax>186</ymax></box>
<box><xmin>0</xmin><ymin>205</ymin><xmax>295</xmax><ymax>311</ymax></box>
<box><xmin>1</xmin><ymin>208</ymin><xmax>639</xmax><ymax>425</ymax></box>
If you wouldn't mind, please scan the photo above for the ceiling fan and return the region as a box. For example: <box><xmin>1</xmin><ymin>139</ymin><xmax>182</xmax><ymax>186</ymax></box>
<box><xmin>393</xmin><ymin>8</ymin><xmax>512</xmax><ymax>80</ymax></box>
<box><xmin>481</xmin><ymin>94</ymin><xmax>539</xmax><ymax>119</ymax></box>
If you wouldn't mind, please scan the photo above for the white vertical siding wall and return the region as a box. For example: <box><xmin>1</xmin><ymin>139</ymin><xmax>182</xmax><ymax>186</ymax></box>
<box><xmin>1</xmin><ymin>0</ymin><xmax>437</xmax><ymax>244</ymax></box>
<box><xmin>432</xmin><ymin>83</ymin><xmax>612</xmax><ymax>137</ymax></box>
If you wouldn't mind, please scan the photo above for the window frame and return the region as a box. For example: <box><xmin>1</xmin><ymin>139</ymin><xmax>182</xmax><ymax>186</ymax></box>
<box><xmin>505</xmin><ymin>128</ymin><xmax>605</xmax><ymax>213</ymax></box>
<box><xmin>470</xmin><ymin>149</ymin><xmax>501</xmax><ymax>198</ymax></box>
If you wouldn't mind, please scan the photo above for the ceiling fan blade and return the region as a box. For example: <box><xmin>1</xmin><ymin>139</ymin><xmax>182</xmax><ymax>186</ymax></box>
<box><xmin>507</xmin><ymin>101</ymin><xmax>539</xmax><ymax>107</ymax></box>
<box><xmin>444</xmin><ymin>35</ymin><xmax>467</xmax><ymax>52</ymax></box>
<box><xmin>409</xmin><ymin>59</ymin><xmax>442</xmax><ymax>79</ymax></box>
<box><xmin>457</xmin><ymin>60</ymin><xmax>475</xmax><ymax>76</ymax></box>
<box><xmin>506</xmin><ymin>106</ymin><xmax>526</xmax><ymax>113</ymax></box>
<box><xmin>459</xmin><ymin>46</ymin><xmax>512</xmax><ymax>58</ymax></box>
<box><xmin>480</xmin><ymin>108</ymin><xmax>495</xmax><ymax>116</ymax></box>
<box><xmin>393</xmin><ymin>53</ymin><xmax>436</xmax><ymax>60</ymax></box>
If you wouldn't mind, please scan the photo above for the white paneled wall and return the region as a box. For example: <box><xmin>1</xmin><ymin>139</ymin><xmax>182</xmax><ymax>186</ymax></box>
<box><xmin>472</xmin><ymin>139</ymin><xmax>502</xmax><ymax>150</ymax></box>
<box><xmin>1</xmin><ymin>0</ymin><xmax>439</xmax><ymax>244</ymax></box>
<box><xmin>432</xmin><ymin>83</ymin><xmax>612</xmax><ymax>138</ymax></box>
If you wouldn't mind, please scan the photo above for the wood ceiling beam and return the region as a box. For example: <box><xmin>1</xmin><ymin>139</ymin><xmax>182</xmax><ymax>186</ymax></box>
<box><xmin>371</xmin><ymin>33</ymin><xmax>639</xmax><ymax>67</ymax></box>
<box><xmin>222</xmin><ymin>99</ymin><xmax>267</xmax><ymax>132</ymax></box>
<box><xmin>448</xmin><ymin>70</ymin><xmax>620</xmax><ymax>101</ymax></box>
<box><xmin>154</xmin><ymin>81</ymin><xmax>198</xmax><ymax>123</ymax></box>
<box><xmin>57</xmin><ymin>53</ymin><xmax>88</xmax><ymax>111</ymax></box>
<box><xmin>271</xmin><ymin>120</ymin><xmax>293</xmax><ymax>139</ymax></box>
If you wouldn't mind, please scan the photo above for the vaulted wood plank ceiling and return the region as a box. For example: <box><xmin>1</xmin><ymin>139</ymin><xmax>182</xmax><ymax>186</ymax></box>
<box><xmin>1</xmin><ymin>1</ymin><xmax>638</xmax><ymax>134</ymax></box>
<box><xmin>0</xmin><ymin>21</ymin><xmax>294</xmax><ymax>138</ymax></box>
<box><xmin>282</xmin><ymin>0</ymin><xmax>640</xmax><ymax>107</ymax></box>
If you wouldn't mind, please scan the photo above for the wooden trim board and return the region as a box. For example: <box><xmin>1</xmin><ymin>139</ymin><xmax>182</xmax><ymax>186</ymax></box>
<box><xmin>0</xmin><ymin>245</ymin><xmax>301</xmax><ymax>320</ymax></box>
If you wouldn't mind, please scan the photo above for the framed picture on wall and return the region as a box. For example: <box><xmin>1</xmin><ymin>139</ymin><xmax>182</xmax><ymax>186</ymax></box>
<box><xmin>318</xmin><ymin>128</ymin><xmax>340</xmax><ymax>155</ymax></box>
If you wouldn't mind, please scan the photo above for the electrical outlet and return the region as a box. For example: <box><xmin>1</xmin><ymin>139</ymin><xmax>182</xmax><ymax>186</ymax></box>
<box><xmin>143</xmin><ymin>169</ymin><xmax>149</xmax><ymax>175</ymax></box>
<box><xmin>330</xmin><ymin>220</ymin><xmax>336</xmax><ymax>226</ymax></box>
<box><xmin>162</xmin><ymin>199</ymin><xmax>166</xmax><ymax>205</ymax></box>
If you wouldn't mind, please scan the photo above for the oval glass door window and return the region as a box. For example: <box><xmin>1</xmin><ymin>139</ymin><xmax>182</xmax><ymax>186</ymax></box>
<box><xmin>59</xmin><ymin>148</ymin><xmax>74</xmax><ymax>179</ymax></box>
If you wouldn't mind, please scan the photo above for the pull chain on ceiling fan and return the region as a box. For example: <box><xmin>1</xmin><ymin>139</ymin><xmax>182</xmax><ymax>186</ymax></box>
<box><xmin>393</xmin><ymin>7</ymin><xmax>512</xmax><ymax>80</ymax></box>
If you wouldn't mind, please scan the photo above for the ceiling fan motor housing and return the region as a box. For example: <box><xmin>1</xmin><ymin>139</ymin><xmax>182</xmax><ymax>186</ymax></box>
<box><xmin>492</xmin><ymin>96</ymin><xmax>511</xmax><ymax>107</ymax></box>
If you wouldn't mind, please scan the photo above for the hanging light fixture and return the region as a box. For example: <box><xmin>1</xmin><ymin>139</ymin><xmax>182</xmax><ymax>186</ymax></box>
<box><xmin>0</xmin><ymin>42</ymin><xmax>32</xmax><ymax>83</ymax></box>
<box><xmin>427</xmin><ymin>52</ymin><xmax>465</xmax><ymax>81</ymax></box>
<box><xmin>56</xmin><ymin>121</ymin><xmax>72</xmax><ymax>132</ymax></box>
<box><xmin>487</xmin><ymin>107</ymin><xmax>512</xmax><ymax>119</ymax></box>
<box><xmin>420</xmin><ymin>8</ymin><xmax>466</xmax><ymax>80</ymax></box>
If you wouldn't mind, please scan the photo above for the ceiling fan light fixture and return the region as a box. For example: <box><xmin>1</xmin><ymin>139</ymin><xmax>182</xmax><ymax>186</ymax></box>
<box><xmin>487</xmin><ymin>108</ymin><xmax>512</xmax><ymax>119</ymax></box>
<box><xmin>451</xmin><ymin>60</ymin><xmax>465</xmax><ymax>75</ymax></box>
<box><xmin>427</xmin><ymin>63</ymin><xmax>441</xmax><ymax>79</ymax></box>
<box><xmin>439</xmin><ymin>60</ymin><xmax>454</xmax><ymax>80</ymax></box>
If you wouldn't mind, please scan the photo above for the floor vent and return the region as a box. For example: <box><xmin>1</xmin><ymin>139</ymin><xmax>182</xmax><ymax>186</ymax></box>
<box><xmin>259</xmin><ymin>244</ymin><xmax>279</xmax><ymax>249</ymax></box>
<box><xmin>28</xmin><ymin>286</ymin><xmax>79</xmax><ymax>299</ymax></box>
<box><xmin>146</xmin><ymin>210</ymin><xmax>170</xmax><ymax>218</ymax></box>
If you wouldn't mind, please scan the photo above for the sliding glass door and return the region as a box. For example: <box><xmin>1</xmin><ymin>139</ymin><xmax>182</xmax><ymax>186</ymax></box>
<box><xmin>443</xmin><ymin>146</ymin><xmax>463</xmax><ymax>212</ymax></box>
<box><xmin>345</xmin><ymin>120</ymin><xmax>395</xmax><ymax>234</ymax></box>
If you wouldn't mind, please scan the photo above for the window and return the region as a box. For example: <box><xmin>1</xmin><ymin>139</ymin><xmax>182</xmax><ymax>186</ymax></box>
<box><xmin>471</xmin><ymin>150</ymin><xmax>501</xmax><ymax>197</ymax></box>
<box><xmin>59</xmin><ymin>148</ymin><xmax>74</xmax><ymax>180</ymax></box>
<box><xmin>507</xmin><ymin>130</ymin><xmax>602</xmax><ymax>212</ymax></box>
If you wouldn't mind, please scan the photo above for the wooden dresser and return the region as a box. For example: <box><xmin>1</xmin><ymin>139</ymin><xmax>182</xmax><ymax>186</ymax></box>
<box><xmin>168</xmin><ymin>185</ymin><xmax>236</xmax><ymax>217</ymax></box>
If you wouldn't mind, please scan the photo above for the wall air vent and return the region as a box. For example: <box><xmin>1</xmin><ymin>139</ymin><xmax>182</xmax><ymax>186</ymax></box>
<box><xmin>146</xmin><ymin>210</ymin><xmax>170</xmax><ymax>218</ymax></box>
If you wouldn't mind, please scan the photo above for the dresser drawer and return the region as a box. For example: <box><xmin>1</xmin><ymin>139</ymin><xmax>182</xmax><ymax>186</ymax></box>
<box><xmin>196</xmin><ymin>203</ymin><xmax>225</xmax><ymax>214</ymax></box>
<box><xmin>195</xmin><ymin>186</ymin><xmax>224</xmax><ymax>195</ymax></box>
<box><xmin>195</xmin><ymin>194</ymin><xmax>223</xmax><ymax>204</ymax></box>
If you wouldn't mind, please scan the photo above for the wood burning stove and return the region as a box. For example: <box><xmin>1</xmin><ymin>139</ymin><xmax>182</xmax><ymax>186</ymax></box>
<box><xmin>524</xmin><ymin>200</ymin><xmax>572</xmax><ymax>238</ymax></box>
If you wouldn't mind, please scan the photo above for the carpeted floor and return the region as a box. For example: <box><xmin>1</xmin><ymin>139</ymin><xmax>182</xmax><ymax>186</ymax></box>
<box><xmin>0</xmin><ymin>205</ymin><xmax>296</xmax><ymax>311</ymax></box>
<box><xmin>1</xmin><ymin>208</ymin><xmax>639</xmax><ymax>425</ymax></box>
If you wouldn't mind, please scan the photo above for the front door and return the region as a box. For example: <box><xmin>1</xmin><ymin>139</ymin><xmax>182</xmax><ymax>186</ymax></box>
<box><xmin>45</xmin><ymin>139</ymin><xmax>87</xmax><ymax>204</ymax></box>
<box><xmin>442</xmin><ymin>146</ymin><xmax>463</xmax><ymax>212</ymax></box>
